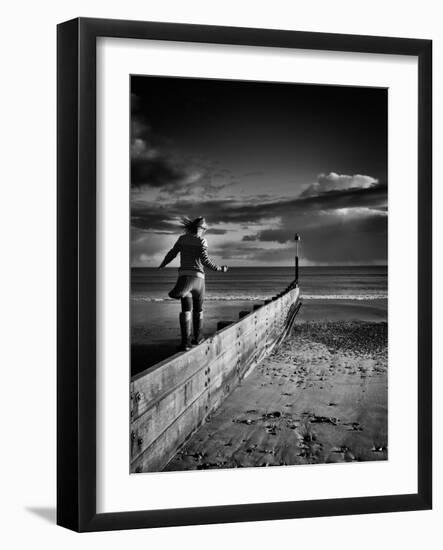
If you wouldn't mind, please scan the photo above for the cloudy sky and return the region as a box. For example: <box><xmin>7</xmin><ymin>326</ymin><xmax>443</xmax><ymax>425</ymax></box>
<box><xmin>131</xmin><ymin>76</ymin><xmax>387</xmax><ymax>267</ymax></box>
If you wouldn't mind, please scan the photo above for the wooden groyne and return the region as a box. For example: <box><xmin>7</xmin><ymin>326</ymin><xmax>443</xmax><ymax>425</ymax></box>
<box><xmin>130</xmin><ymin>282</ymin><xmax>301</xmax><ymax>473</ymax></box>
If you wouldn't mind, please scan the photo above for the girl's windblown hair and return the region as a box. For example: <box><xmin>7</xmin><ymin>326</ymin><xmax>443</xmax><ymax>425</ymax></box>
<box><xmin>180</xmin><ymin>216</ymin><xmax>207</xmax><ymax>234</ymax></box>
<box><xmin>180</xmin><ymin>217</ymin><xmax>195</xmax><ymax>233</ymax></box>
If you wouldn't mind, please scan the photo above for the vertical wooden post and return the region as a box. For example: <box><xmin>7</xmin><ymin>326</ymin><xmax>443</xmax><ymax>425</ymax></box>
<box><xmin>294</xmin><ymin>233</ymin><xmax>300</xmax><ymax>285</ymax></box>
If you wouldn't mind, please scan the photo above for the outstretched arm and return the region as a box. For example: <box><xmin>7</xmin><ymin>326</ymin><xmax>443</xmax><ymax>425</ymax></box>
<box><xmin>200</xmin><ymin>240</ymin><xmax>228</xmax><ymax>272</ymax></box>
<box><xmin>159</xmin><ymin>241</ymin><xmax>180</xmax><ymax>268</ymax></box>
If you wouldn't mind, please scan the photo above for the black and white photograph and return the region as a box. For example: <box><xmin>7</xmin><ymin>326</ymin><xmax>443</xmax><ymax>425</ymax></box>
<box><xmin>0</xmin><ymin>0</ymin><xmax>438</xmax><ymax>542</ymax></box>
<box><xmin>129</xmin><ymin>75</ymin><xmax>388</xmax><ymax>473</ymax></box>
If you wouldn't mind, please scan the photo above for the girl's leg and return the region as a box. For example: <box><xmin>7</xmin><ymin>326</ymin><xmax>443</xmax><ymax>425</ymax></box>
<box><xmin>180</xmin><ymin>295</ymin><xmax>192</xmax><ymax>312</ymax></box>
<box><xmin>178</xmin><ymin>295</ymin><xmax>192</xmax><ymax>350</ymax></box>
<box><xmin>168</xmin><ymin>276</ymin><xmax>193</xmax><ymax>351</ymax></box>
<box><xmin>191</xmin><ymin>279</ymin><xmax>205</xmax><ymax>345</ymax></box>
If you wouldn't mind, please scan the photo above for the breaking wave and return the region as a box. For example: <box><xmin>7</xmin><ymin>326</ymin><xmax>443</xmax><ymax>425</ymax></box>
<box><xmin>132</xmin><ymin>295</ymin><xmax>269</xmax><ymax>303</ymax></box>
<box><xmin>131</xmin><ymin>293</ymin><xmax>387</xmax><ymax>303</ymax></box>
<box><xmin>302</xmin><ymin>294</ymin><xmax>387</xmax><ymax>300</ymax></box>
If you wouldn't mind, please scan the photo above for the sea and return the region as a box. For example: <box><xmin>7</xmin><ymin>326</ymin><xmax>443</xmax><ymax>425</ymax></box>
<box><xmin>131</xmin><ymin>266</ymin><xmax>387</xmax><ymax>375</ymax></box>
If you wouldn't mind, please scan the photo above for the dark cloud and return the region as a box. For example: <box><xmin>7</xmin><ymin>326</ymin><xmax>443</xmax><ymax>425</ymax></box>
<box><xmin>131</xmin><ymin>98</ymin><xmax>237</xmax><ymax>196</ymax></box>
<box><xmin>131</xmin><ymin>211</ymin><xmax>180</xmax><ymax>233</ymax></box>
<box><xmin>131</xmin><ymin>155</ymin><xmax>190</xmax><ymax>189</ymax></box>
<box><xmin>206</xmin><ymin>228</ymin><xmax>228</xmax><ymax>235</ymax></box>
<box><xmin>256</xmin><ymin>229</ymin><xmax>293</xmax><ymax>244</ymax></box>
<box><xmin>225</xmin><ymin>214</ymin><xmax>387</xmax><ymax>265</ymax></box>
<box><xmin>130</xmin><ymin>170</ymin><xmax>387</xmax><ymax>264</ymax></box>
<box><xmin>295</xmin><ymin>182</ymin><xmax>387</xmax><ymax>212</ymax></box>
<box><xmin>299</xmin><ymin>214</ymin><xmax>387</xmax><ymax>264</ymax></box>
<box><xmin>131</xmin><ymin>179</ymin><xmax>387</xmax><ymax>232</ymax></box>
<box><xmin>138</xmin><ymin>182</ymin><xmax>385</xmax><ymax>223</ymax></box>
<box><xmin>131</xmin><ymin>113</ymin><xmax>193</xmax><ymax>189</ymax></box>
<box><xmin>301</xmin><ymin>172</ymin><xmax>378</xmax><ymax>198</ymax></box>
<box><xmin>243</xmin><ymin>171</ymin><xmax>264</xmax><ymax>177</ymax></box>
<box><xmin>131</xmin><ymin>208</ymin><xmax>228</xmax><ymax>236</ymax></box>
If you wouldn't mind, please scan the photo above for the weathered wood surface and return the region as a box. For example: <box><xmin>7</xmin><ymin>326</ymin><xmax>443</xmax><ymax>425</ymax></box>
<box><xmin>130</xmin><ymin>285</ymin><xmax>300</xmax><ymax>473</ymax></box>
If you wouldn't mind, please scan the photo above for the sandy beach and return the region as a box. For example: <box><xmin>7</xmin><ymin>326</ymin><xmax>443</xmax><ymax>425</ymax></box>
<box><xmin>165</xmin><ymin>320</ymin><xmax>387</xmax><ymax>471</ymax></box>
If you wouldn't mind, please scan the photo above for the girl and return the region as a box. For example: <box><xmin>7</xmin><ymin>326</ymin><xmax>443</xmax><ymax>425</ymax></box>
<box><xmin>159</xmin><ymin>217</ymin><xmax>228</xmax><ymax>350</ymax></box>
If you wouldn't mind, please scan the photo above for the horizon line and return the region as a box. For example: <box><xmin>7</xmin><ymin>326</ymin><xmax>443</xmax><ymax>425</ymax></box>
<box><xmin>131</xmin><ymin>264</ymin><xmax>388</xmax><ymax>268</ymax></box>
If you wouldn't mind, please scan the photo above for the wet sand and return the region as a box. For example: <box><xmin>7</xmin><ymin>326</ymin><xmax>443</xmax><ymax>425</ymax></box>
<box><xmin>131</xmin><ymin>298</ymin><xmax>387</xmax><ymax>376</ymax></box>
<box><xmin>131</xmin><ymin>300</ymin><xmax>255</xmax><ymax>376</ymax></box>
<box><xmin>165</xmin><ymin>321</ymin><xmax>387</xmax><ymax>471</ymax></box>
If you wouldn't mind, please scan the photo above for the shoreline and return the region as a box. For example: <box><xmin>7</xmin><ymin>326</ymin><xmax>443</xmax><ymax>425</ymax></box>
<box><xmin>131</xmin><ymin>298</ymin><xmax>387</xmax><ymax>376</ymax></box>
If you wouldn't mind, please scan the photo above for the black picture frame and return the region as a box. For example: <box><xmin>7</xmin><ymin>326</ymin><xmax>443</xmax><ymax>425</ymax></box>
<box><xmin>57</xmin><ymin>17</ymin><xmax>432</xmax><ymax>532</ymax></box>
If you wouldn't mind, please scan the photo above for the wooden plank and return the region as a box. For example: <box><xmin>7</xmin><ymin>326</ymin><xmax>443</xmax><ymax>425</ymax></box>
<box><xmin>130</xmin><ymin>287</ymin><xmax>300</xmax><ymax>472</ymax></box>
<box><xmin>131</xmin><ymin>333</ymin><xmax>249</xmax><ymax>460</ymax></box>
<box><xmin>131</xmin><ymin>356</ymin><xmax>247</xmax><ymax>472</ymax></box>
<box><xmin>131</xmin><ymin>311</ymin><xmax>266</xmax><ymax>458</ymax></box>
<box><xmin>131</xmin><ymin>303</ymin><xmax>273</xmax><ymax>418</ymax></box>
